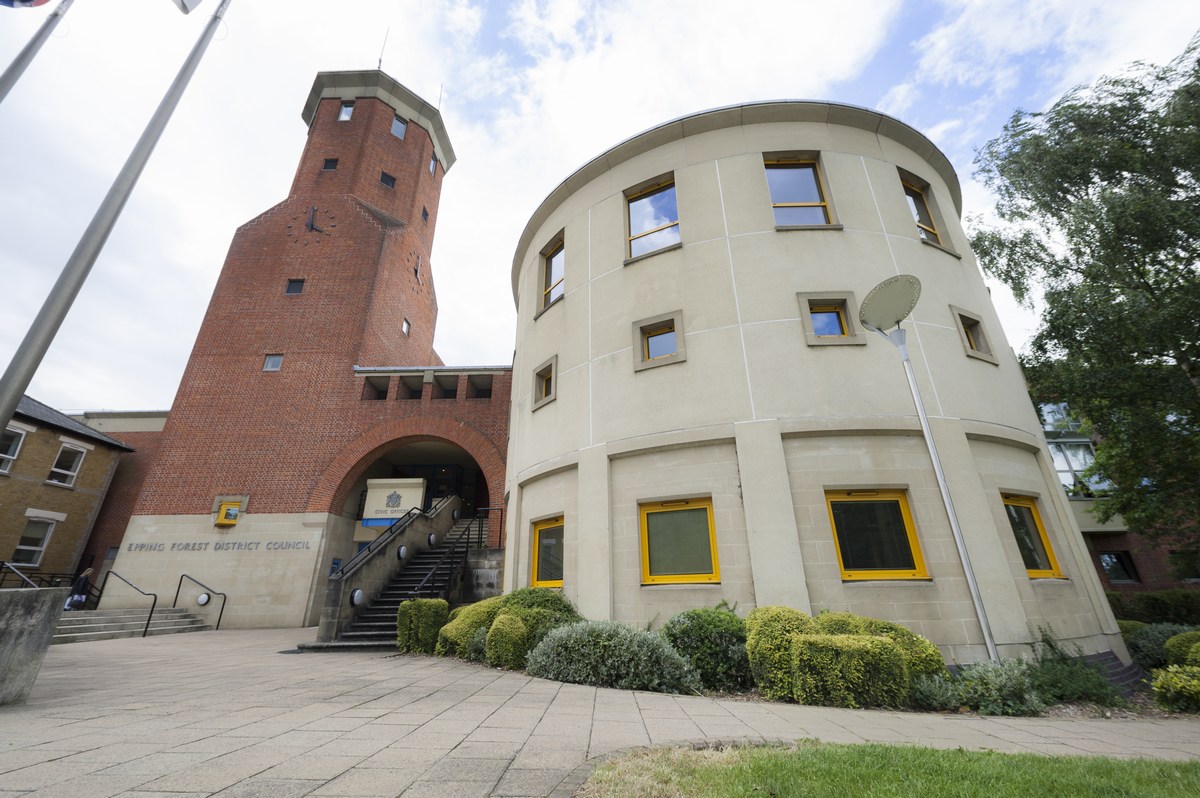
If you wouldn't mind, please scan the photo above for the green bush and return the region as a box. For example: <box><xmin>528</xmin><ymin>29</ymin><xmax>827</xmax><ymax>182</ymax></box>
<box><xmin>500</xmin><ymin>606</ymin><xmax>577</xmax><ymax>653</ymax></box>
<box><xmin>1107</xmin><ymin>590</ymin><xmax>1200</xmax><ymax>625</ymax></box>
<box><xmin>662</xmin><ymin>606</ymin><xmax>750</xmax><ymax>692</ymax></box>
<box><xmin>435</xmin><ymin>596</ymin><xmax>505</xmax><ymax>657</ymax></box>
<box><xmin>909</xmin><ymin>673</ymin><xmax>964</xmax><ymax>712</ymax></box>
<box><xmin>500</xmin><ymin>586</ymin><xmax>580</xmax><ymax>617</ymax></box>
<box><xmin>1029</xmin><ymin>628</ymin><xmax>1119</xmax><ymax>706</ymax></box>
<box><xmin>791</xmin><ymin>634</ymin><xmax>908</xmax><ymax>709</ymax></box>
<box><xmin>1189</xmin><ymin>643</ymin><xmax>1200</xmax><ymax>667</ymax></box>
<box><xmin>745</xmin><ymin>606</ymin><xmax>816</xmax><ymax>701</ymax></box>
<box><xmin>448</xmin><ymin>605</ymin><xmax>465</xmax><ymax>621</ymax></box>
<box><xmin>1117</xmin><ymin>619</ymin><xmax>1147</xmax><ymax>641</ymax></box>
<box><xmin>1165</xmin><ymin>631</ymin><xmax>1200</xmax><ymax>665</ymax></box>
<box><xmin>1152</xmin><ymin>665</ymin><xmax>1200</xmax><ymax>712</ymax></box>
<box><xmin>525</xmin><ymin>621</ymin><xmax>701</xmax><ymax>694</ymax></box>
<box><xmin>396</xmin><ymin>598</ymin><xmax>449</xmax><ymax>654</ymax></box>
<box><xmin>1127</xmin><ymin>623</ymin><xmax>1196</xmax><ymax>670</ymax></box>
<box><xmin>812</xmin><ymin>612</ymin><xmax>946</xmax><ymax>680</ymax></box>
<box><xmin>486</xmin><ymin>613</ymin><xmax>529</xmax><ymax>670</ymax></box>
<box><xmin>954</xmin><ymin>658</ymin><xmax>1045</xmax><ymax>716</ymax></box>
<box><xmin>464</xmin><ymin>626</ymin><xmax>488</xmax><ymax>663</ymax></box>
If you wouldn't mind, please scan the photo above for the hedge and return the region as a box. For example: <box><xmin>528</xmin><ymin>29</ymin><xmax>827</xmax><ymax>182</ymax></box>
<box><xmin>1127</xmin><ymin>623</ymin><xmax>1196</xmax><ymax>670</ymax></box>
<box><xmin>1166</xmin><ymin>631</ymin><xmax>1200</xmax><ymax>666</ymax></box>
<box><xmin>745</xmin><ymin>606</ymin><xmax>816</xmax><ymax>701</ymax></box>
<box><xmin>1116</xmin><ymin>619</ymin><xmax>1147</xmax><ymax>641</ymax></box>
<box><xmin>525</xmin><ymin>621</ymin><xmax>701</xmax><ymax>693</ymax></box>
<box><xmin>396</xmin><ymin>598</ymin><xmax>449</xmax><ymax>654</ymax></box>
<box><xmin>435</xmin><ymin>595</ymin><xmax>505</xmax><ymax>657</ymax></box>
<box><xmin>1107</xmin><ymin>590</ymin><xmax>1200</xmax><ymax>625</ymax></box>
<box><xmin>791</xmin><ymin>634</ymin><xmax>908</xmax><ymax>708</ymax></box>
<box><xmin>485</xmin><ymin>613</ymin><xmax>529</xmax><ymax>670</ymax></box>
<box><xmin>662</xmin><ymin>606</ymin><xmax>750</xmax><ymax>692</ymax></box>
<box><xmin>812</xmin><ymin>612</ymin><xmax>946</xmax><ymax>681</ymax></box>
<box><xmin>1152</xmin><ymin>665</ymin><xmax>1200</xmax><ymax>713</ymax></box>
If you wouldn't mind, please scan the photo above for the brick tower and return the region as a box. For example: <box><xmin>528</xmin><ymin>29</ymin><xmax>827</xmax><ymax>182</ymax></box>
<box><xmin>107</xmin><ymin>72</ymin><xmax>510</xmax><ymax>629</ymax></box>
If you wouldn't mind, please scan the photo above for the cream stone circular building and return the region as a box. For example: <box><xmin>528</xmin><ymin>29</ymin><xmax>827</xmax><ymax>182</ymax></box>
<box><xmin>504</xmin><ymin>101</ymin><xmax>1126</xmax><ymax>664</ymax></box>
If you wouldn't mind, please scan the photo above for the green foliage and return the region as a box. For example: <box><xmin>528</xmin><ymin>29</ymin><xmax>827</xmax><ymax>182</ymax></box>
<box><xmin>448</xmin><ymin>605</ymin><xmax>464</xmax><ymax>621</ymax></box>
<box><xmin>790</xmin><ymin>634</ymin><xmax>908</xmax><ymax>709</ymax></box>
<box><xmin>1128</xmin><ymin>623</ymin><xmax>1197</xmax><ymax>670</ymax></box>
<box><xmin>909</xmin><ymin>673</ymin><xmax>964</xmax><ymax>712</ymax></box>
<box><xmin>500</xmin><ymin>586</ymin><xmax>581</xmax><ymax>616</ymax></box>
<box><xmin>812</xmin><ymin>612</ymin><xmax>946</xmax><ymax>681</ymax></box>
<box><xmin>1166</xmin><ymin>631</ymin><xmax>1200</xmax><ymax>665</ymax></box>
<box><xmin>971</xmin><ymin>36</ymin><xmax>1200</xmax><ymax>551</ymax></box>
<box><xmin>954</xmin><ymin>659</ymin><xmax>1045</xmax><ymax>717</ymax></box>
<box><xmin>1189</xmin><ymin>643</ymin><xmax>1200</xmax><ymax>667</ymax></box>
<box><xmin>464</xmin><ymin>626</ymin><xmax>488</xmax><ymax>663</ymax></box>
<box><xmin>661</xmin><ymin>606</ymin><xmax>751</xmax><ymax>692</ymax></box>
<box><xmin>1107</xmin><ymin>590</ymin><xmax>1200</xmax><ymax>625</ymax></box>
<box><xmin>485</xmin><ymin>613</ymin><xmax>529</xmax><ymax>670</ymax></box>
<box><xmin>525</xmin><ymin>621</ymin><xmax>701</xmax><ymax>694</ymax></box>
<box><xmin>499</xmin><ymin>606</ymin><xmax>577</xmax><ymax>653</ymax></box>
<box><xmin>1029</xmin><ymin>629</ymin><xmax>1120</xmax><ymax>706</ymax></box>
<box><xmin>1117</xmin><ymin>619</ymin><xmax>1148</xmax><ymax>641</ymax></box>
<box><xmin>435</xmin><ymin>595</ymin><xmax>505</xmax><ymax>657</ymax></box>
<box><xmin>1152</xmin><ymin>665</ymin><xmax>1200</xmax><ymax>713</ymax></box>
<box><xmin>745</xmin><ymin>606</ymin><xmax>816</xmax><ymax>701</ymax></box>
<box><xmin>395</xmin><ymin>598</ymin><xmax>449</xmax><ymax>654</ymax></box>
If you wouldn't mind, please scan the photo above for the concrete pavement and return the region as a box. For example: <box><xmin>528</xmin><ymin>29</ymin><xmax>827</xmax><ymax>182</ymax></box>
<box><xmin>2</xmin><ymin>629</ymin><xmax>1200</xmax><ymax>797</ymax></box>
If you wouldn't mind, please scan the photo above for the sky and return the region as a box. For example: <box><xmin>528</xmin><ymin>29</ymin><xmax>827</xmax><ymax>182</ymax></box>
<box><xmin>1</xmin><ymin>0</ymin><xmax>1197</xmax><ymax>413</ymax></box>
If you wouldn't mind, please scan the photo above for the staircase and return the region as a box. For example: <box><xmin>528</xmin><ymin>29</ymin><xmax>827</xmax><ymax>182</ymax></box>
<box><xmin>329</xmin><ymin>519</ymin><xmax>473</xmax><ymax>648</ymax></box>
<box><xmin>52</xmin><ymin>607</ymin><xmax>211</xmax><ymax>645</ymax></box>
<box><xmin>1087</xmin><ymin>650</ymin><xmax>1148</xmax><ymax>695</ymax></box>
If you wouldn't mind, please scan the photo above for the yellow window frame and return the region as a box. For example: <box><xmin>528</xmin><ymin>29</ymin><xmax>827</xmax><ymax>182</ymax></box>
<box><xmin>537</xmin><ymin>367</ymin><xmax>553</xmax><ymax>400</ymax></box>
<box><xmin>627</xmin><ymin>181</ymin><xmax>679</xmax><ymax>254</ymax></box>
<box><xmin>765</xmin><ymin>160</ymin><xmax>830</xmax><ymax>223</ymax></box>
<box><xmin>642</xmin><ymin>320</ymin><xmax>677</xmax><ymax>360</ymax></box>
<box><xmin>902</xmin><ymin>182</ymin><xmax>941</xmax><ymax>244</ymax></box>
<box><xmin>532</xmin><ymin>516</ymin><xmax>564</xmax><ymax>588</ymax></box>
<box><xmin>809</xmin><ymin>304</ymin><xmax>848</xmax><ymax>336</ymax></box>
<box><xmin>1002</xmin><ymin>495</ymin><xmax>1064</xmax><ymax>578</ymax></box>
<box><xmin>542</xmin><ymin>241</ymin><xmax>564</xmax><ymax>308</ymax></box>
<box><xmin>639</xmin><ymin>498</ymin><xmax>720</xmax><ymax>585</ymax></box>
<box><xmin>825</xmin><ymin>490</ymin><xmax>929</xmax><ymax>580</ymax></box>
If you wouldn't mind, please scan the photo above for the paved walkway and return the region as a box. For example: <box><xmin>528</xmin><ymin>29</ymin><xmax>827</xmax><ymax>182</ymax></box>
<box><xmin>3</xmin><ymin>630</ymin><xmax>1200</xmax><ymax>798</ymax></box>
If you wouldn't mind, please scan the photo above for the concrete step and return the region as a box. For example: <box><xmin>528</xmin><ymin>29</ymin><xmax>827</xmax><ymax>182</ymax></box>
<box><xmin>52</xmin><ymin>609</ymin><xmax>212</xmax><ymax>645</ymax></box>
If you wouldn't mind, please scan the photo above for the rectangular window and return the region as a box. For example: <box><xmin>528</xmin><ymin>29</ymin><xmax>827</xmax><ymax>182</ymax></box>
<box><xmin>533</xmin><ymin>356</ymin><xmax>557</xmax><ymax>411</ymax></box>
<box><xmin>542</xmin><ymin>239</ymin><xmax>565</xmax><ymax>309</ymax></box>
<box><xmin>1098</xmin><ymin>551</ymin><xmax>1139</xmax><ymax>583</ymax></box>
<box><xmin>826</xmin><ymin>490</ymin><xmax>928</xmax><ymax>580</ymax></box>
<box><xmin>429</xmin><ymin>156</ymin><xmax>437</xmax><ymax>175</ymax></box>
<box><xmin>338</xmin><ymin>101</ymin><xmax>354</xmax><ymax>121</ymax></box>
<box><xmin>1</xmin><ymin>427</ymin><xmax>25</xmax><ymax>474</ymax></box>
<box><xmin>644</xmin><ymin>321</ymin><xmax>676</xmax><ymax>360</ymax></box>
<box><xmin>263</xmin><ymin>354</ymin><xmax>283</xmax><ymax>372</ymax></box>
<box><xmin>797</xmin><ymin>292</ymin><xmax>865</xmax><ymax>346</ymax></box>
<box><xmin>285</xmin><ymin>279</ymin><xmax>304</xmax><ymax>295</ymax></box>
<box><xmin>380</xmin><ymin>171</ymin><xmax>396</xmax><ymax>189</ymax></box>
<box><xmin>1039</xmin><ymin>403</ymin><xmax>1082</xmax><ymax>433</ymax></box>
<box><xmin>951</xmin><ymin>306</ymin><xmax>998</xmax><ymax>364</ymax></box>
<box><xmin>421</xmin><ymin>207</ymin><xmax>429</xmax><ymax>223</ymax></box>
<box><xmin>322</xmin><ymin>158</ymin><xmax>338</xmax><ymax>171</ymax></box>
<box><xmin>633</xmin><ymin>311</ymin><xmax>686</xmax><ymax>371</ymax></box>
<box><xmin>402</xmin><ymin>318</ymin><xmax>411</xmax><ymax>336</ymax></box>
<box><xmin>1002</xmin><ymin>495</ymin><xmax>1063</xmax><ymax>578</ymax></box>
<box><xmin>391</xmin><ymin>115</ymin><xmax>407</xmax><ymax>139</ymax></box>
<box><xmin>532</xmin><ymin>517</ymin><xmax>564</xmax><ymax>587</ymax></box>
<box><xmin>12</xmin><ymin>519</ymin><xmax>54</xmax><ymax>566</ymax></box>
<box><xmin>47</xmin><ymin>444</ymin><xmax>85</xmax><ymax>487</ymax></box>
<box><xmin>809</xmin><ymin>305</ymin><xmax>847</xmax><ymax>336</ymax></box>
<box><xmin>902</xmin><ymin>180</ymin><xmax>940</xmax><ymax>244</ymax></box>
<box><xmin>1047</xmin><ymin>441</ymin><xmax>1111</xmax><ymax>497</ymax></box>
<box><xmin>765</xmin><ymin>160</ymin><xmax>830</xmax><ymax>225</ymax></box>
<box><xmin>640</xmin><ymin>498</ymin><xmax>719</xmax><ymax>584</ymax></box>
<box><xmin>627</xmin><ymin>180</ymin><xmax>680</xmax><ymax>259</ymax></box>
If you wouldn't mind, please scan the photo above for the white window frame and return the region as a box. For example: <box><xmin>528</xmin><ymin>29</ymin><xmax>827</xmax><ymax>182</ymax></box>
<box><xmin>47</xmin><ymin>442</ymin><xmax>87</xmax><ymax>487</ymax></box>
<box><xmin>1</xmin><ymin>422</ymin><xmax>31</xmax><ymax>474</ymax></box>
<box><xmin>13</xmin><ymin>514</ymin><xmax>60</xmax><ymax>567</ymax></box>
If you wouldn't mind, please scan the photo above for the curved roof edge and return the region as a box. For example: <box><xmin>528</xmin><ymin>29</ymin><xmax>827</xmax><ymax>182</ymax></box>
<box><xmin>303</xmin><ymin>70</ymin><xmax>456</xmax><ymax>172</ymax></box>
<box><xmin>510</xmin><ymin>100</ymin><xmax>961</xmax><ymax>302</ymax></box>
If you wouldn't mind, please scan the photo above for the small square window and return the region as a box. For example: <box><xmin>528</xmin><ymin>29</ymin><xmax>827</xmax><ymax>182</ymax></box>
<box><xmin>322</xmin><ymin>158</ymin><xmax>338</xmax><ymax>171</ymax></box>
<box><xmin>532</xmin><ymin>356</ymin><xmax>557</xmax><ymax>411</ymax></box>
<box><xmin>532</xmin><ymin>516</ymin><xmax>564</xmax><ymax>587</ymax></box>
<box><xmin>798</xmin><ymin>292</ymin><xmax>865</xmax><ymax>346</ymax></box>
<box><xmin>285</xmin><ymin>279</ymin><xmax>304</xmax><ymax>295</ymax></box>
<box><xmin>263</xmin><ymin>354</ymin><xmax>283</xmax><ymax>372</ymax></box>
<box><xmin>12</xmin><ymin>519</ymin><xmax>54</xmax><ymax>566</ymax></box>
<box><xmin>47</xmin><ymin>444</ymin><xmax>86</xmax><ymax>487</ymax></box>
<box><xmin>826</xmin><ymin>490</ymin><xmax>928</xmax><ymax>580</ymax></box>
<box><xmin>429</xmin><ymin>156</ymin><xmax>437</xmax><ymax>175</ymax></box>
<box><xmin>338</xmin><ymin>101</ymin><xmax>354</xmax><ymax>121</ymax></box>
<box><xmin>380</xmin><ymin>171</ymin><xmax>396</xmax><ymax>189</ymax></box>
<box><xmin>1</xmin><ymin>427</ymin><xmax>26</xmax><ymax>474</ymax></box>
<box><xmin>951</xmin><ymin>305</ymin><xmax>999</xmax><ymax>364</ymax></box>
<box><xmin>627</xmin><ymin>179</ymin><xmax>681</xmax><ymax>260</ymax></box>
<box><xmin>1002</xmin><ymin>495</ymin><xmax>1063</xmax><ymax>578</ymax></box>
<box><xmin>640</xmin><ymin>498</ymin><xmax>719</xmax><ymax>584</ymax></box>
<box><xmin>902</xmin><ymin>180</ymin><xmax>939</xmax><ymax>244</ymax></box>
<box><xmin>765</xmin><ymin>159</ymin><xmax>831</xmax><ymax>225</ymax></box>
<box><xmin>1098</xmin><ymin>551</ymin><xmax>1139</xmax><ymax>583</ymax></box>
<box><xmin>541</xmin><ymin>236</ymin><xmax>565</xmax><ymax>310</ymax></box>
<box><xmin>402</xmin><ymin>318</ymin><xmax>411</xmax><ymax>336</ymax></box>
<box><xmin>421</xmin><ymin>207</ymin><xmax>429</xmax><ymax>223</ymax></box>
<box><xmin>391</xmin><ymin>115</ymin><xmax>407</xmax><ymax>139</ymax></box>
<box><xmin>633</xmin><ymin>311</ymin><xmax>686</xmax><ymax>371</ymax></box>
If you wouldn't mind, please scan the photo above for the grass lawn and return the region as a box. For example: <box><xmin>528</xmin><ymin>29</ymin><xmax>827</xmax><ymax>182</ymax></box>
<box><xmin>577</xmin><ymin>742</ymin><xmax>1200</xmax><ymax>797</ymax></box>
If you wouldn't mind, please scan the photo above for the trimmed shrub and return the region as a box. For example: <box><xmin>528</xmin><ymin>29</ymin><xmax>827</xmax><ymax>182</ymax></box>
<box><xmin>954</xmin><ymin>658</ymin><xmax>1044</xmax><ymax>716</ymax></box>
<box><xmin>464</xmin><ymin>626</ymin><xmax>488</xmax><ymax>663</ymax></box>
<box><xmin>435</xmin><ymin>596</ymin><xmax>505</xmax><ymax>657</ymax></box>
<box><xmin>500</xmin><ymin>606</ymin><xmax>577</xmax><ymax>653</ymax></box>
<box><xmin>1189</xmin><ymin>643</ymin><xmax>1200</xmax><ymax>667</ymax></box>
<box><xmin>1152</xmin><ymin>665</ymin><xmax>1200</xmax><ymax>713</ymax></box>
<box><xmin>500</xmin><ymin>587</ymin><xmax>580</xmax><ymax>617</ymax></box>
<box><xmin>746</xmin><ymin>606</ymin><xmax>816</xmax><ymax>701</ymax></box>
<box><xmin>1165</xmin><ymin>631</ymin><xmax>1200</xmax><ymax>665</ymax></box>
<box><xmin>485</xmin><ymin>613</ymin><xmax>529</xmax><ymax>670</ymax></box>
<box><xmin>525</xmin><ymin>621</ymin><xmax>701</xmax><ymax>694</ymax></box>
<box><xmin>791</xmin><ymin>634</ymin><xmax>908</xmax><ymax>708</ymax></box>
<box><xmin>448</xmin><ymin>605</ymin><xmax>465</xmax><ymax>621</ymax></box>
<box><xmin>1117</xmin><ymin>619</ymin><xmax>1147</xmax><ymax>641</ymax></box>
<box><xmin>813</xmin><ymin>612</ymin><xmax>946</xmax><ymax>680</ymax></box>
<box><xmin>396</xmin><ymin>598</ymin><xmax>449</xmax><ymax>654</ymax></box>
<box><xmin>909</xmin><ymin>673</ymin><xmax>963</xmax><ymax>712</ymax></box>
<box><xmin>662</xmin><ymin>607</ymin><xmax>750</xmax><ymax>692</ymax></box>
<box><xmin>1127</xmin><ymin>623</ymin><xmax>1196</xmax><ymax>670</ymax></box>
<box><xmin>1029</xmin><ymin>628</ymin><xmax>1119</xmax><ymax>706</ymax></box>
<box><xmin>1107</xmin><ymin>590</ymin><xmax>1200</xmax><ymax>625</ymax></box>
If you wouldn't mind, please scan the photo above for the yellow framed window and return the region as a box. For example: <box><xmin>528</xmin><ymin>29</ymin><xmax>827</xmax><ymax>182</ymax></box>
<box><xmin>639</xmin><ymin>498</ymin><xmax>719</xmax><ymax>584</ymax></box>
<box><xmin>643</xmin><ymin>320</ymin><xmax>677</xmax><ymax>360</ymax></box>
<box><xmin>532</xmin><ymin>516</ymin><xmax>564</xmax><ymax>587</ymax></box>
<box><xmin>826</xmin><ymin>490</ymin><xmax>928</xmax><ymax>580</ymax></box>
<box><xmin>1002</xmin><ymin>495</ymin><xmax>1063</xmax><ymax>578</ymax></box>
<box><xmin>809</xmin><ymin>304</ymin><xmax>847</xmax><ymax>337</ymax></box>
<box><xmin>627</xmin><ymin>181</ymin><xmax>680</xmax><ymax>258</ymax></box>
<box><xmin>765</xmin><ymin>160</ymin><xmax>830</xmax><ymax>225</ymax></box>
<box><xmin>542</xmin><ymin>241</ymin><xmax>565</xmax><ymax>308</ymax></box>
<box><xmin>902</xmin><ymin>181</ymin><xmax>940</xmax><ymax>244</ymax></box>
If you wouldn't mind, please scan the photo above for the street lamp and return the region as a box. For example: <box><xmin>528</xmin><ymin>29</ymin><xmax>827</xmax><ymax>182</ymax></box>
<box><xmin>859</xmin><ymin>274</ymin><xmax>999</xmax><ymax>662</ymax></box>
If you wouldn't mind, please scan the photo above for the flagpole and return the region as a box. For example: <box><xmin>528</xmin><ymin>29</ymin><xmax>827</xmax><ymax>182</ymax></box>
<box><xmin>0</xmin><ymin>0</ymin><xmax>74</xmax><ymax>105</ymax></box>
<box><xmin>0</xmin><ymin>0</ymin><xmax>233</xmax><ymax>427</ymax></box>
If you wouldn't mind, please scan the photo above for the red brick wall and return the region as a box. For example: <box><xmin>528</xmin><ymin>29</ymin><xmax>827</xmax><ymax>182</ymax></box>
<box><xmin>80</xmin><ymin>430</ymin><xmax>163</xmax><ymax>571</ymax></box>
<box><xmin>1084</xmin><ymin>531</ymin><xmax>1199</xmax><ymax>592</ymax></box>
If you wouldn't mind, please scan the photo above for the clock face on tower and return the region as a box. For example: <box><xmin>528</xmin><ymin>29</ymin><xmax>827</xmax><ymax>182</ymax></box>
<box><xmin>286</xmin><ymin>206</ymin><xmax>336</xmax><ymax>244</ymax></box>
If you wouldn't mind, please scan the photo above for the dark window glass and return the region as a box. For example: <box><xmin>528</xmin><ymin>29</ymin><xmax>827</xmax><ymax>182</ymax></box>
<box><xmin>285</xmin><ymin>279</ymin><xmax>304</xmax><ymax>295</ymax></box>
<box><xmin>322</xmin><ymin>158</ymin><xmax>338</xmax><ymax>171</ymax></box>
<box><xmin>830</xmin><ymin>500</ymin><xmax>915</xmax><ymax>572</ymax></box>
<box><xmin>380</xmin><ymin>171</ymin><xmax>396</xmax><ymax>189</ymax></box>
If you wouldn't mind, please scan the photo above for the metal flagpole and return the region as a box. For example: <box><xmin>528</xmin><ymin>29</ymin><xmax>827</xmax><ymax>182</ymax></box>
<box><xmin>0</xmin><ymin>0</ymin><xmax>233</xmax><ymax>428</ymax></box>
<box><xmin>0</xmin><ymin>0</ymin><xmax>74</xmax><ymax>105</ymax></box>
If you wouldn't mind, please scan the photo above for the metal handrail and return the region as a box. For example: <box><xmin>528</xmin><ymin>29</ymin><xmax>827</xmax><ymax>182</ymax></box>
<box><xmin>469</xmin><ymin>507</ymin><xmax>504</xmax><ymax>549</ymax></box>
<box><xmin>0</xmin><ymin>561</ymin><xmax>37</xmax><ymax>588</ymax></box>
<box><xmin>173</xmin><ymin>574</ymin><xmax>227</xmax><ymax>631</ymax></box>
<box><xmin>405</xmin><ymin>522</ymin><xmax>473</xmax><ymax>600</ymax></box>
<box><xmin>98</xmin><ymin>571</ymin><xmax>158</xmax><ymax>638</ymax></box>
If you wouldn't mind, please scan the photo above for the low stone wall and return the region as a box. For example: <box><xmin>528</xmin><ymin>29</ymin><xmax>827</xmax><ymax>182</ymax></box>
<box><xmin>0</xmin><ymin>587</ymin><xmax>68</xmax><ymax>705</ymax></box>
<box><xmin>464</xmin><ymin>549</ymin><xmax>505</xmax><ymax>603</ymax></box>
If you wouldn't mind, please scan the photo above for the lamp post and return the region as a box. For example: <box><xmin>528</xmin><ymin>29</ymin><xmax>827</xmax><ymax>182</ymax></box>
<box><xmin>859</xmin><ymin>274</ymin><xmax>999</xmax><ymax>662</ymax></box>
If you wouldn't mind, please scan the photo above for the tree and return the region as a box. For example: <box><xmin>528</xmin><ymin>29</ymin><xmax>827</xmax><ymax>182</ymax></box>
<box><xmin>971</xmin><ymin>35</ymin><xmax>1200</xmax><ymax>554</ymax></box>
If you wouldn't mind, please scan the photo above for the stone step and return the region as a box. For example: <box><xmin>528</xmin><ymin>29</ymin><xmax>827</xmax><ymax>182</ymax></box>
<box><xmin>52</xmin><ymin>608</ymin><xmax>212</xmax><ymax>645</ymax></box>
<box><xmin>52</xmin><ymin>622</ymin><xmax>213</xmax><ymax>645</ymax></box>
